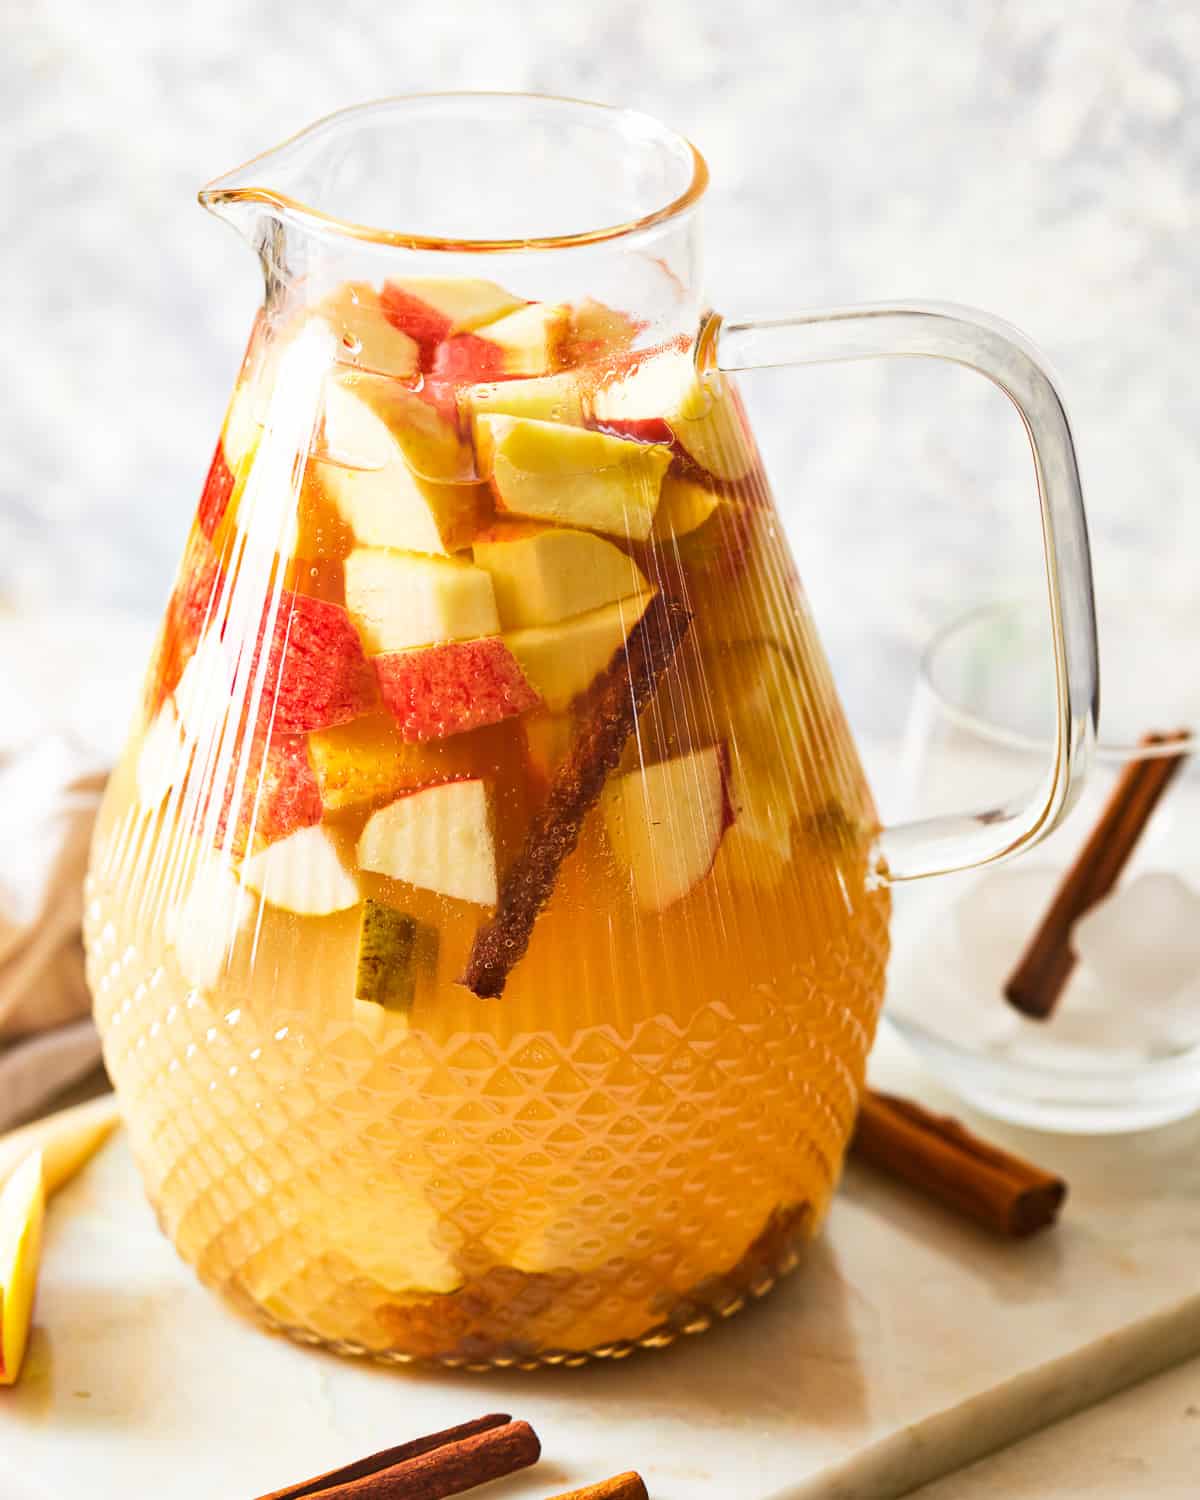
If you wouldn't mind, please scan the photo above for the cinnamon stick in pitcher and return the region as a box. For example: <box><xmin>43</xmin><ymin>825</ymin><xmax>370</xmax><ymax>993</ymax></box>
<box><xmin>852</xmin><ymin>1089</ymin><xmax>1066</xmax><ymax>1237</ymax></box>
<box><xmin>462</xmin><ymin>594</ymin><xmax>692</xmax><ymax>999</ymax></box>
<box><xmin>1004</xmin><ymin>730</ymin><xmax>1191</xmax><ymax>1020</ymax></box>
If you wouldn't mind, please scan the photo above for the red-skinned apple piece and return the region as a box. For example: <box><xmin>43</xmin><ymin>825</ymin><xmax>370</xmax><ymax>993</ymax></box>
<box><xmin>603</xmin><ymin>744</ymin><xmax>733</xmax><ymax>911</ymax></box>
<box><xmin>215</xmin><ymin>729</ymin><xmax>323</xmax><ymax>859</ymax></box>
<box><xmin>147</xmin><ymin>541</ymin><xmax>225</xmax><ymax>715</ymax></box>
<box><xmin>251</xmin><ymin>592</ymin><xmax>376</xmax><ymax>736</ymax></box>
<box><xmin>197</xmin><ymin>440</ymin><xmax>236</xmax><ymax>540</ymax></box>
<box><xmin>379</xmin><ymin>278</ymin><xmax>526</xmax><ymax>361</ymax></box>
<box><xmin>591</xmin><ymin>346</ymin><xmax>755</xmax><ymax>483</ymax></box>
<box><xmin>374</xmin><ymin>638</ymin><xmax>540</xmax><ymax>741</ymax></box>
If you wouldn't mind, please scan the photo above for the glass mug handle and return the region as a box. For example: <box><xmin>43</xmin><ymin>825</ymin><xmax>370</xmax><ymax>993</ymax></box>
<box><xmin>711</xmin><ymin>301</ymin><xmax>1100</xmax><ymax>882</ymax></box>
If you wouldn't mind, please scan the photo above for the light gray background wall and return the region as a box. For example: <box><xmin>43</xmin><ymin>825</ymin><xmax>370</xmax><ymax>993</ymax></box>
<box><xmin>3</xmin><ymin>0</ymin><xmax>1196</xmax><ymax>734</ymax></box>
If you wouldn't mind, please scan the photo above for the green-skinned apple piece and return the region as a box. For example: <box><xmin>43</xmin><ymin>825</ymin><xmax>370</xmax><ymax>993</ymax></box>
<box><xmin>354</xmin><ymin>898</ymin><xmax>430</xmax><ymax>1013</ymax></box>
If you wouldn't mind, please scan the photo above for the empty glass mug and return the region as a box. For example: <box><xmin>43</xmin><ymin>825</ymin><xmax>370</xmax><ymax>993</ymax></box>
<box><xmin>85</xmin><ymin>94</ymin><xmax>1098</xmax><ymax>1367</ymax></box>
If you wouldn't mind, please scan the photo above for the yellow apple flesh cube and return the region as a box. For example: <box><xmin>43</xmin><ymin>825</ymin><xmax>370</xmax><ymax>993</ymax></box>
<box><xmin>505</xmin><ymin>593</ymin><xmax>654</xmax><ymax>712</ymax></box>
<box><xmin>241</xmin><ymin>825</ymin><xmax>361</xmax><ymax>916</ymax></box>
<box><xmin>344</xmin><ymin>548</ymin><xmax>500</xmax><ymax>654</ymax></box>
<box><xmin>319</xmin><ymin>377</ymin><xmax>481</xmax><ymax>555</ymax></box>
<box><xmin>652</xmin><ymin>473</ymin><xmax>722</xmax><ymax>539</ymax></box>
<box><xmin>358</xmin><ymin>779</ymin><xmax>498</xmax><ymax>907</ymax></box>
<box><xmin>603</xmin><ymin>745</ymin><xmax>731</xmax><ymax>912</ymax></box>
<box><xmin>0</xmin><ymin>1151</ymin><xmax>45</xmax><ymax>1386</ymax></box>
<box><xmin>463</xmin><ymin>372</ymin><xmax>584</xmax><ymax>436</ymax></box>
<box><xmin>479</xmin><ymin>416</ymin><xmax>670</xmax><ymax>541</ymax></box>
<box><xmin>387</xmin><ymin>277</ymin><xmax>526</xmax><ymax>334</ymax></box>
<box><xmin>0</xmin><ymin>1097</ymin><xmax>120</xmax><ymax>1199</ymax></box>
<box><xmin>592</xmin><ymin>347</ymin><xmax>753</xmax><ymax>482</ymax></box>
<box><xmin>313</xmin><ymin>282</ymin><xmax>420</xmax><ymax>377</ymax></box>
<box><xmin>474</xmin><ymin>301</ymin><xmax>567</xmax><ymax>375</ymax></box>
<box><xmin>473</xmin><ymin>525</ymin><xmax>648</xmax><ymax>629</ymax></box>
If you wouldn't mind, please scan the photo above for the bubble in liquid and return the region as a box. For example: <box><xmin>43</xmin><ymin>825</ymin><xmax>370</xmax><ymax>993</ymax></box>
<box><xmin>342</xmin><ymin>334</ymin><xmax>363</xmax><ymax>358</ymax></box>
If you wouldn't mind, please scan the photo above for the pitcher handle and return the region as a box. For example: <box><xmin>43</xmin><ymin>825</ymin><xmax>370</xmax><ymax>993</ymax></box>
<box><xmin>713</xmin><ymin>301</ymin><xmax>1099</xmax><ymax>882</ymax></box>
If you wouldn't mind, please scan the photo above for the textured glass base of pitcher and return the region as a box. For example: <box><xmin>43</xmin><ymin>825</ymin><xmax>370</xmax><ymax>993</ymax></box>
<box><xmin>194</xmin><ymin>1200</ymin><xmax>813</xmax><ymax>1372</ymax></box>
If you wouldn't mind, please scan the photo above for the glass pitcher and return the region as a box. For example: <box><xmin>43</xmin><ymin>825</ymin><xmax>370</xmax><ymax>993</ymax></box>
<box><xmin>84</xmin><ymin>93</ymin><xmax>1098</xmax><ymax>1370</ymax></box>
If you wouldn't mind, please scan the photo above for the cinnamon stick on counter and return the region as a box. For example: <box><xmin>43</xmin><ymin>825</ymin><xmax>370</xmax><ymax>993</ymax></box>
<box><xmin>546</xmin><ymin>1477</ymin><xmax>649</xmax><ymax>1500</ymax></box>
<box><xmin>462</xmin><ymin>594</ymin><xmax>693</xmax><ymax>999</ymax></box>
<box><xmin>251</xmin><ymin>1416</ymin><xmax>540</xmax><ymax>1500</ymax></box>
<box><xmin>1004</xmin><ymin>729</ymin><xmax>1191</xmax><ymax>1020</ymax></box>
<box><xmin>852</xmin><ymin>1089</ymin><xmax>1066</xmax><ymax>1237</ymax></box>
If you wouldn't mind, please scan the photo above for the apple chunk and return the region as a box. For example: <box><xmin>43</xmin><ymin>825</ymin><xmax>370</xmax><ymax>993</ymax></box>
<box><xmin>358</xmin><ymin>778</ymin><xmax>497</xmax><ymax>906</ymax></box>
<box><xmin>470</xmin><ymin>301</ymin><xmax>567</xmax><ymax>376</ymax></box>
<box><xmin>344</xmin><ymin>548</ymin><xmax>500</xmax><ymax>654</ymax></box>
<box><xmin>478</xmin><ymin>416</ymin><xmax>670</xmax><ymax>541</ymax></box>
<box><xmin>592</xmin><ymin>346</ymin><xmax>754</xmax><ymax>482</ymax></box>
<box><xmin>312</xmin><ymin>282</ymin><xmax>419</xmax><ymax>377</ymax></box>
<box><xmin>0</xmin><ymin>1151</ymin><xmax>45</xmax><ymax>1386</ymax></box>
<box><xmin>318</xmin><ymin>375</ymin><xmax>482</xmax><ymax>555</ymax></box>
<box><xmin>462</xmin><ymin>372</ymin><xmax>583</xmax><ymax>435</ymax></box>
<box><xmin>473</xmin><ymin>525</ymin><xmax>648</xmax><ymax>628</ymax></box>
<box><xmin>375</xmin><ymin>638</ymin><xmax>539</xmax><ymax>741</ymax></box>
<box><xmin>603</xmin><ymin>745</ymin><xmax>732</xmax><ymax>911</ymax></box>
<box><xmin>505</xmin><ymin>593</ymin><xmax>654</xmax><ymax>712</ymax></box>
<box><xmin>252</xmin><ymin>591</ymin><xmax>376</xmax><ymax>735</ymax></box>
<box><xmin>380</xmin><ymin>277</ymin><xmax>526</xmax><ymax>355</ymax></box>
<box><xmin>354</xmin><ymin>898</ymin><xmax>430</xmax><ymax>1014</ymax></box>
<box><xmin>652</xmin><ymin>472</ymin><xmax>722</xmax><ymax>539</ymax></box>
<box><xmin>241</xmin><ymin>824</ymin><xmax>361</xmax><ymax>916</ymax></box>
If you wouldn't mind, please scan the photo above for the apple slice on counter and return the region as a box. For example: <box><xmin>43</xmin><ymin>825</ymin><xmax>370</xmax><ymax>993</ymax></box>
<box><xmin>344</xmin><ymin>547</ymin><xmax>500</xmax><ymax>654</ymax></box>
<box><xmin>241</xmin><ymin>823</ymin><xmax>360</xmax><ymax>916</ymax></box>
<box><xmin>505</xmin><ymin>592</ymin><xmax>654</xmax><ymax>712</ymax></box>
<box><xmin>652</xmin><ymin>472</ymin><xmax>722</xmax><ymax>540</ymax></box>
<box><xmin>171</xmin><ymin>857</ymin><xmax>255</xmax><ymax>990</ymax></box>
<box><xmin>354</xmin><ymin>898</ymin><xmax>433</xmax><ymax>1014</ymax></box>
<box><xmin>473</xmin><ymin>523</ymin><xmax>648</xmax><ymax>629</ymax></box>
<box><xmin>0</xmin><ymin>1151</ymin><xmax>45</xmax><ymax>1386</ymax></box>
<box><xmin>478</xmin><ymin>416</ymin><xmax>670</xmax><ymax>540</ymax></box>
<box><xmin>379</xmin><ymin>276</ymin><xmax>526</xmax><ymax>355</ymax></box>
<box><xmin>312</xmin><ymin>282</ymin><xmax>420</xmax><ymax>378</ymax></box>
<box><xmin>0</xmin><ymin>1098</ymin><xmax>120</xmax><ymax>1198</ymax></box>
<box><xmin>318</xmin><ymin>375</ymin><xmax>483</xmax><ymax>555</ymax></box>
<box><xmin>591</xmin><ymin>346</ymin><xmax>754</xmax><ymax>482</ymax></box>
<box><xmin>358</xmin><ymin>778</ymin><xmax>497</xmax><ymax>906</ymax></box>
<box><xmin>461</xmin><ymin>371</ymin><xmax>584</xmax><ymax>435</ymax></box>
<box><xmin>375</xmin><ymin>637</ymin><xmax>540</xmax><ymax>741</ymax></box>
<box><xmin>603</xmin><ymin>744</ymin><xmax>733</xmax><ymax>911</ymax></box>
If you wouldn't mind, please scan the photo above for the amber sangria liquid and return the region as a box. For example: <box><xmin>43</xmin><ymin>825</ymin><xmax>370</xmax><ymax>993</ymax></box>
<box><xmin>87</xmin><ymin>278</ymin><xmax>889</xmax><ymax>1367</ymax></box>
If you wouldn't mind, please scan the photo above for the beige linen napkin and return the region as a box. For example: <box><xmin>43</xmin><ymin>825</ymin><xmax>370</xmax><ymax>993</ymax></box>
<box><xmin>0</xmin><ymin>734</ymin><xmax>109</xmax><ymax>1131</ymax></box>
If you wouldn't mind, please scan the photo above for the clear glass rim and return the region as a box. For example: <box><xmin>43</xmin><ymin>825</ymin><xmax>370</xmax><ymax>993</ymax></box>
<box><xmin>922</xmin><ymin>600</ymin><xmax>1195</xmax><ymax>764</ymax></box>
<box><xmin>198</xmin><ymin>91</ymin><xmax>710</xmax><ymax>253</ymax></box>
